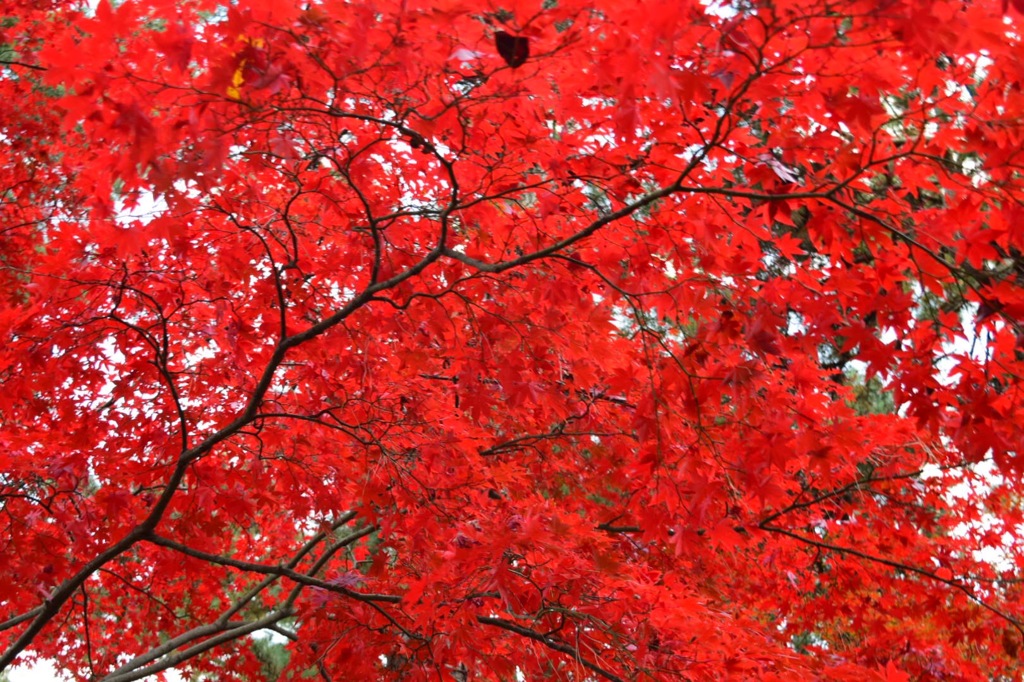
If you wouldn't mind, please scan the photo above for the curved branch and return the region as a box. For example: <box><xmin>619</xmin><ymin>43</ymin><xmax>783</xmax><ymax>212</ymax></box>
<box><xmin>143</xmin><ymin>527</ymin><xmax>398</xmax><ymax>604</ymax></box>
<box><xmin>759</xmin><ymin>523</ymin><xmax>1024</xmax><ymax>636</ymax></box>
<box><xmin>101</xmin><ymin>609</ymin><xmax>294</xmax><ymax>682</ymax></box>
<box><xmin>477</xmin><ymin>616</ymin><xmax>626</xmax><ymax>682</ymax></box>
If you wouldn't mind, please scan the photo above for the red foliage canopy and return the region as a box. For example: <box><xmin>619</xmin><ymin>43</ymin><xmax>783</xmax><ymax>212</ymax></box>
<box><xmin>3</xmin><ymin>0</ymin><xmax>1024</xmax><ymax>679</ymax></box>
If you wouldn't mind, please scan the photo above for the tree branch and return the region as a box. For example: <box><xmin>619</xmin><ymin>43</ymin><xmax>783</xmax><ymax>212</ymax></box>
<box><xmin>477</xmin><ymin>616</ymin><xmax>626</xmax><ymax>682</ymax></box>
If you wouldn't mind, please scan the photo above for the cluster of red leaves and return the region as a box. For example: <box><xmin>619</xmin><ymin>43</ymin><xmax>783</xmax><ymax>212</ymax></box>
<box><xmin>2</xmin><ymin>0</ymin><xmax>1024</xmax><ymax>679</ymax></box>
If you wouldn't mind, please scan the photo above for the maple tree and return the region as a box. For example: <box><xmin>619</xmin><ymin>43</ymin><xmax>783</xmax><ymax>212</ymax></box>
<box><xmin>4</xmin><ymin>0</ymin><xmax>1024</xmax><ymax>679</ymax></box>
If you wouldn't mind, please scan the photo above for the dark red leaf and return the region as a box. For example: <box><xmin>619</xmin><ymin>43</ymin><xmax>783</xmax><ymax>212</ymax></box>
<box><xmin>495</xmin><ymin>31</ymin><xmax>529</xmax><ymax>68</ymax></box>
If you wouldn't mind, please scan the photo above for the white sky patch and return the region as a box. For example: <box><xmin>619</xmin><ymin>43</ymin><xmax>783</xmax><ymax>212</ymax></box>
<box><xmin>114</xmin><ymin>190</ymin><xmax>167</xmax><ymax>226</ymax></box>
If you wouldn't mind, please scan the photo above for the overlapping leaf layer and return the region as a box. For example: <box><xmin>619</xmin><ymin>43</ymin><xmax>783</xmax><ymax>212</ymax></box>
<box><xmin>3</xmin><ymin>1</ymin><xmax>1024</xmax><ymax>679</ymax></box>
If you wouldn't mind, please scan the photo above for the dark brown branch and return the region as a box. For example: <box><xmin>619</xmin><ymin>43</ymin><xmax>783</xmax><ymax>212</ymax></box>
<box><xmin>0</xmin><ymin>59</ymin><xmax>45</xmax><ymax>71</ymax></box>
<box><xmin>144</xmin><ymin>527</ymin><xmax>399</xmax><ymax>604</ymax></box>
<box><xmin>759</xmin><ymin>523</ymin><xmax>1024</xmax><ymax>636</ymax></box>
<box><xmin>0</xmin><ymin>606</ymin><xmax>43</xmax><ymax>633</ymax></box>
<box><xmin>477</xmin><ymin>616</ymin><xmax>626</xmax><ymax>682</ymax></box>
<box><xmin>102</xmin><ymin>610</ymin><xmax>293</xmax><ymax>682</ymax></box>
<box><xmin>596</xmin><ymin>523</ymin><xmax>642</xmax><ymax>534</ymax></box>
